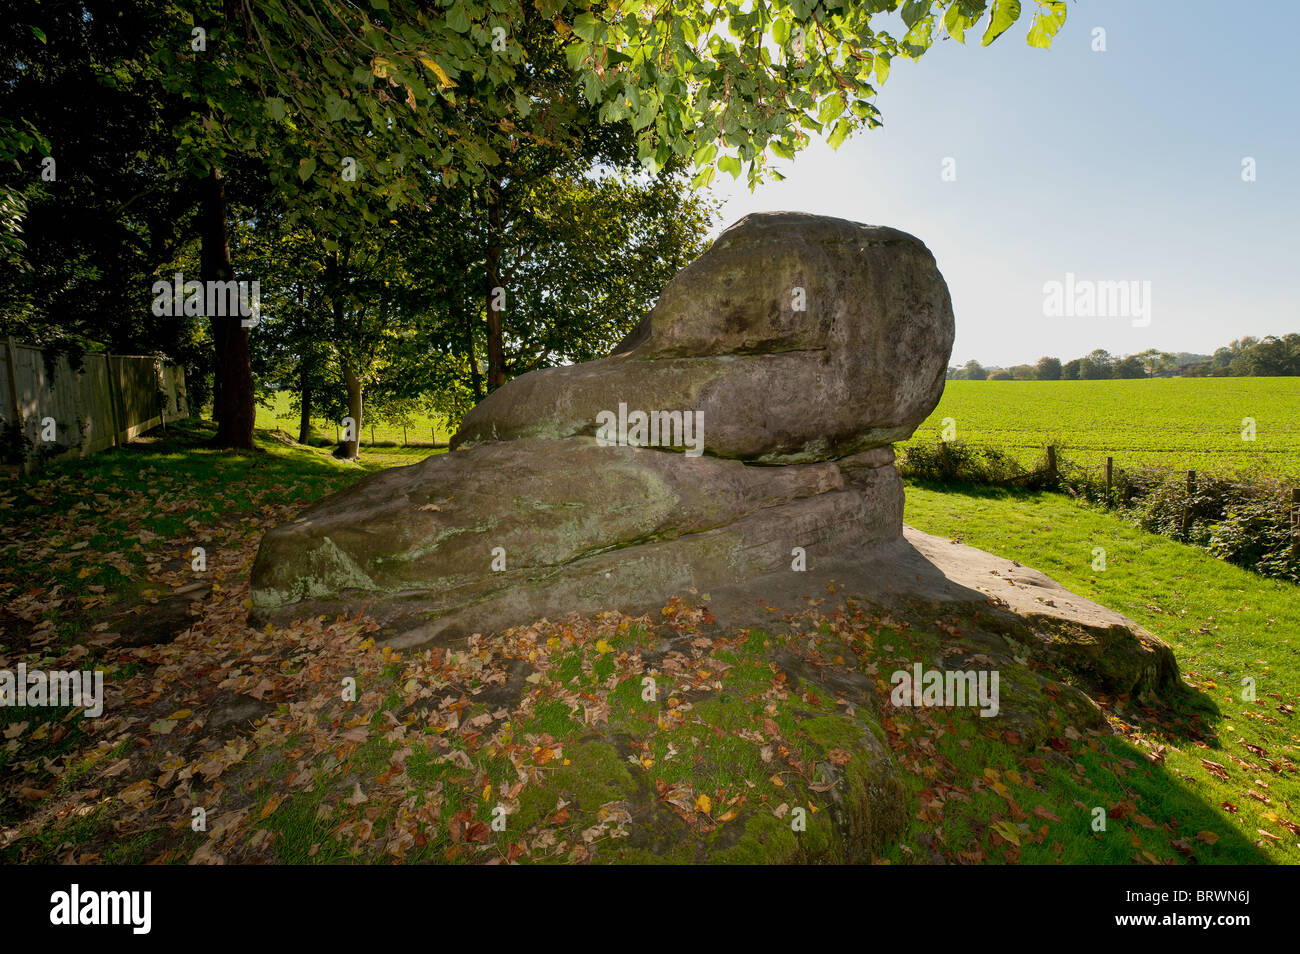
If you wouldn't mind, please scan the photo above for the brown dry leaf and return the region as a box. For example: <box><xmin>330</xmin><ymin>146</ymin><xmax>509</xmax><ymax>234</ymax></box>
<box><xmin>259</xmin><ymin>794</ymin><xmax>286</xmax><ymax>820</ymax></box>
<box><xmin>1201</xmin><ymin>759</ymin><xmax>1230</xmax><ymax>780</ymax></box>
<box><xmin>101</xmin><ymin>758</ymin><xmax>132</xmax><ymax>778</ymax></box>
<box><xmin>1031</xmin><ymin>805</ymin><xmax>1061</xmax><ymax>822</ymax></box>
<box><xmin>119</xmin><ymin>779</ymin><xmax>154</xmax><ymax>807</ymax></box>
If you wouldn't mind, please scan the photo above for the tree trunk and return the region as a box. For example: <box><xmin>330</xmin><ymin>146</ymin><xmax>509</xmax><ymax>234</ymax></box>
<box><xmin>296</xmin><ymin>281</ymin><xmax>313</xmax><ymax>444</ymax></box>
<box><xmin>340</xmin><ymin>363</ymin><xmax>363</xmax><ymax>459</ymax></box>
<box><xmin>484</xmin><ymin>179</ymin><xmax>507</xmax><ymax>391</ymax></box>
<box><xmin>297</xmin><ymin>366</ymin><xmax>313</xmax><ymax>445</ymax></box>
<box><xmin>461</xmin><ymin>302</ymin><xmax>485</xmax><ymax>402</ymax></box>
<box><xmin>200</xmin><ymin>167</ymin><xmax>254</xmax><ymax>449</ymax></box>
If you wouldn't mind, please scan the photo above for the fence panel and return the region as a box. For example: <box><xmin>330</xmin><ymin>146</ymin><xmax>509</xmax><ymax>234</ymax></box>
<box><xmin>0</xmin><ymin>337</ymin><xmax>190</xmax><ymax>471</ymax></box>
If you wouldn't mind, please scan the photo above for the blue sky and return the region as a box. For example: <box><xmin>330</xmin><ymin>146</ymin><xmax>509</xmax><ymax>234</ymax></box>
<box><xmin>708</xmin><ymin>0</ymin><xmax>1299</xmax><ymax>367</ymax></box>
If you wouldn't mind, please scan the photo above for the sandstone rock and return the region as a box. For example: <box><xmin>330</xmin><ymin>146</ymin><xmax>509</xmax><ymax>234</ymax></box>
<box><xmin>238</xmin><ymin>212</ymin><xmax>1198</xmax><ymax>866</ymax></box>
<box><xmin>253</xmin><ymin>211</ymin><xmax>946</xmax><ymax>637</ymax></box>
<box><xmin>250</xmin><ymin>435</ymin><xmax>903</xmax><ymax>643</ymax></box>
<box><xmin>250</xmin><ymin>210</ymin><xmax>1184</xmax><ymax>741</ymax></box>
<box><xmin>901</xmin><ymin>528</ymin><xmax>1182</xmax><ymax>699</ymax></box>
<box><xmin>451</xmin><ymin>212</ymin><xmax>955</xmax><ymax>464</ymax></box>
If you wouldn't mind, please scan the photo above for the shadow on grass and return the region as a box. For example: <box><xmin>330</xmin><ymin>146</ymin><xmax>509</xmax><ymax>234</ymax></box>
<box><xmin>18</xmin><ymin>418</ymin><xmax>362</xmax><ymax>482</ymax></box>
<box><xmin>903</xmin><ymin>477</ymin><xmax>1052</xmax><ymax>501</ymax></box>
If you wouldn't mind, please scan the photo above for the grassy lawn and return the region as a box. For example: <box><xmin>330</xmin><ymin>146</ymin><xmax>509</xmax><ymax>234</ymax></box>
<box><xmin>902</xmin><ymin>378</ymin><xmax>1300</xmax><ymax>480</ymax></box>
<box><xmin>1</xmin><ymin>424</ymin><xmax>1295</xmax><ymax>864</ymax></box>
<box><xmin>904</xmin><ymin>481</ymin><xmax>1300</xmax><ymax>862</ymax></box>
<box><xmin>254</xmin><ymin>390</ymin><xmax>454</xmax><ymax>447</ymax></box>
<box><xmin>0</xmin><ymin>420</ymin><xmax>437</xmax><ymax>619</ymax></box>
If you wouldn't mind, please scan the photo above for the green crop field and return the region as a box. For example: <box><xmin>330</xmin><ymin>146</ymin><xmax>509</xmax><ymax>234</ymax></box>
<box><xmin>902</xmin><ymin>378</ymin><xmax>1300</xmax><ymax>481</ymax></box>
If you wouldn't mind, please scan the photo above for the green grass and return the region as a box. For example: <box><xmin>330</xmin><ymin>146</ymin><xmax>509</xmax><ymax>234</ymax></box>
<box><xmin>904</xmin><ymin>480</ymin><xmax>1300</xmax><ymax>862</ymax></box>
<box><xmin>254</xmin><ymin>390</ymin><xmax>453</xmax><ymax>447</ymax></box>
<box><xmin>902</xmin><ymin>378</ymin><xmax>1300</xmax><ymax>480</ymax></box>
<box><xmin>0</xmin><ymin>418</ymin><xmax>438</xmax><ymax>655</ymax></box>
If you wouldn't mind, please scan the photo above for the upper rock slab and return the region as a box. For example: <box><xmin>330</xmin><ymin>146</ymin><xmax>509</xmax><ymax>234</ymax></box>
<box><xmin>452</xmin><ymin>212</ymin><xmax>955</xmax><ymax>464</ymax></box>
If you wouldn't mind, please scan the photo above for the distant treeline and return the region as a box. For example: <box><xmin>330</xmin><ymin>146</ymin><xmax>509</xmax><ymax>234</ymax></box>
<box><xmin>950</xmin><ymin>335</ymin><xmax>1300</xmax><ymax>381</ymax></box>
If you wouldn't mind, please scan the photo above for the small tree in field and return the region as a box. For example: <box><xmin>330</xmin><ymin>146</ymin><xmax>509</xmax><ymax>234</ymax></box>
<box><xmin>1080</xmin><ymin>349</ymin><xmax>1115</xmax><ymax>380</ymax></box>
<box><xmin>1036</xmin><ymin>356</ymin><xmax>1062</xmax><ymax>380</ymax></box>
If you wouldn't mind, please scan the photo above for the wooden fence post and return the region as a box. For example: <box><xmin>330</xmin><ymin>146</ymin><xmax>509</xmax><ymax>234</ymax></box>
<box><xmin>402</xmin><ymin>425</ymin><xmax>407</xmax><ymax>446</ymax></box>
<box><xmin>157</xmin><ymin>360</ymin><xmax>167</xmax><ymax>434</ymax></box>
<box><xmin>1291</xmin><ymin>488</ymin><xmax>1300</xmax><ymax>558</ymax></box>
<box><xmin>1045</xmin><ymin>445</ymin><xmax>1057</xmax><ymax>484</ymax></box>
<box><xmin>370</xmin><ymin>424</ymin><xmax>376</xmax><ymax>446</ymax></box>
<box><xmin>106</xmin><ymin>355</ymin><xmax>122</xmax><ymax>449</ymax></box>
<box><xmin>1104</xmin><ymin>456</ymin><xmax>1113</xmax><ymax>505</ymax></box>
<box><xmin>2</xmin><ymin>337</ymin><xmax>26</xmax><ymax>474</ymax></box>
<box><xmin>1182</xmin><ymin>470</ymin><xmax>1196</xmax><ymax>541</ymax></box>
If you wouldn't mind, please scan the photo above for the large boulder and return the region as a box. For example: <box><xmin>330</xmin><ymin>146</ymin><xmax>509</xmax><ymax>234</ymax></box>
<box><xmin>251</xmin><ymin>213</ymin><xmax>941</xmax><ymax>640</ymax></box>
<box><xmin>251</xmin><ymin>437</ymin><xmax>902</xmax><ymax>643</ymax></box>
<box><xmin>241</xmin><ymin>211</ymin><xmax>1194</xmax><ymax>866</ymax></box>
<box><xmin>452</xmin><ymin>212</ymin><xmax>955</xmax><ymax>464</ymax></box>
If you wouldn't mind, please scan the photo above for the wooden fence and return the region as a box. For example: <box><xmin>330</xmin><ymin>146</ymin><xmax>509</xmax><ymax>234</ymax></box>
<box><xmin>1044</xmin><ymin>444</ymin><xmax>1300</xmax><ymax>552</ymax></box>
<box><xmin>1</xmin><ymin>337</ymin><xmax>189</xmax><ymax>473</ymax></box>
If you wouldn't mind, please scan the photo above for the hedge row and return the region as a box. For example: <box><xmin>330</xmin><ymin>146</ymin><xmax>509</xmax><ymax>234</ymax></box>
<box><xmin>899</xmin><ymin>440</ymin><xmax>1299</xmax><ymax>584</ymax></box>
